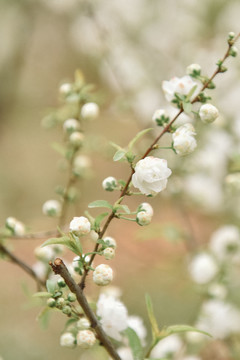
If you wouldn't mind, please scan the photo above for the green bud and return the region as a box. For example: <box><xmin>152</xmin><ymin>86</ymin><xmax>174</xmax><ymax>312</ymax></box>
<box><xmin>47</xmin><ymin>298</ymin><xmax>56</xmax><ymax>308</ymax></box>
<box><xmin>58</xmin><ymin>278</ymin><xmax>66</xmax><ymax>288</ymax></box>
<box><xmin>56</xmin><ymin>297</ymin><xmax>65</xmax><ymax>309</ymax></box>
<box><xmin>62</xmin><ymin>305</ymin><xmax>72</xmax><ymax>315</ymax></box>
<box><xmin>68</xmin><ymin>293</ymin><xmax>77</xmax><ymax>302</ymax></box>
<box><xmin>229</xmin><ymin>46</ymin><xmax>238</xmax><ymax>57</ymax></box>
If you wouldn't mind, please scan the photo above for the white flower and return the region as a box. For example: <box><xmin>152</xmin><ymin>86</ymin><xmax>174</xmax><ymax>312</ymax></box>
<box><xmin>127</xmin><ymin>316</ymin><xmax>147</xmax><ymax>346</ymax></box>
<box><xmin>93</xmin><ymin>264</ymin><xmax>113</xmax><ymax>286</ymax></box>
<box><xmin>73</xmin><ymin>155</ymin><xmax>91</xmax><ymax>175</ymax></box>
<box><xmin>77</xmin><ymin>317</ymin><xmax>91</xmax><ymax>329</ymax></box>
<box><xmin>60</xmin><ymin>332</ymin><xmax>75</xmax><ymax>348</ymax></box>
<box><xmin>186</xmin><ymin>63</ymin><xmax>201</xmax><ymax>75</ymax></box>
<box><xmin>209</xmin><ymin>225</ymin><xmax>240</xmax><ymax>261</ymax></box>
<box><xmin>103</xmin><ymin>236</ymin><xmax>117</xmax><ymax>249</ymax></box>
<box><xmin>196</xmin><ymin>299</ymin><xmax>240</xmax><ymax>339</ymax></box>
<box><xmin>63</xmin><ymin>118</ymin><xmax>80</xmax><ymax>133</ymax></box>
<box><xmin>90</xmin><ymin>230</ymin><xmax>99</xmax><ymax>242</ymax></box>
<box><xmin>116</xmin><ymin>347</ymin><xmax>133</xmax><ymax>360</ymax></box>
<box><xmin>150</xmin><ymin>334</ymin><xmax>183</xmax><ymax>358</ymax></box>
<box><xmin>77</xmin><ymin>330</ymin><xmax>96</xmax><ymax>348</ymax></box>
<box><xmin>6</xmin><ymin>217</ymin><xmax>25</xmax><ymax>236</ymax></box>
<box><xmin>199</xmin><ymin>104</ymin><xmax>219</xmax><ymax>124</ymax></box>
<box><xmin>34</xmin><ymin>246</ymin><xmax>55</xmax><ymax>262</ymax></box>
<box><xmin>189</xmin><ymin>253</ymin><xmax>218</xmax><ymax>284</ymax></box>
<box><xmin>162</xmin><ymin>75</ymin><xmax>199</xmax><ymax>102</ymax></box>
<box><xmin>69</xmin><ymin>132</ymin><xmax>84</xmax><ymax>146</ymax></box>
<box><xmin>97</xmin><ymin>294</ymin><xmax>128</xmax><ymax>341</ymax></box>
<box><xmin>152</xmin><ymin>109</ymin><xmax>168</xmax><ymax>125</ymax></box>
<box><xmin>32</xmin><ymin>261</ymin><xmax>48</xmax><ymax>281</ymax></box>
<box><xmin>172</xmin><ymin>123</ymin><xmax>197</xmax><ymax>156</ymax></box>
<box><xmin>136</xmin><ymin>211</ymin><xmax>152</xmax><ymax>226</ymax></box>
<box><xmin>132</xmin><ymin>157</ymin><xmax>171</xmax><ymax>196</ymax></box>
<box><xmin>182</xmin><ymin>356</ymin><xmax>202</xmax><ymax>360</ymax></box>
<box><xmin>102</xmin><ymin>176</ymin><xmax>118</xmax><ymax>191</ymax></box>
<box><xmin>138</xmin><ymin>202</ymin><xmax>153</xmax><ymax>216</ymax></box>
<box><xmin>81</xmin><ymin>102</ymin><xmax>99</xmax><ymax>120</ymax></box>
<box><xmin>101</xmin><ymin>286</ymin><xmax>122</xmax><ymax>299</ymax></box>
<box><xmin>69</xmin><ymin>216</ymin><xmax>91</xmax><ymax>235</ymax></box>
<box><xmin>103</xmin><ymin>247</ymin><xmax>115</xmax><ymax>260</ymax></box>
<box><xmin>42</xmin><ymin>200</ymin><xmax>61</xmax><ymax>217</ymax></box>
<box><xmin>59</xmin><ymin>83</ymin><xmax>72</xmax><ymax>95</ymax></box>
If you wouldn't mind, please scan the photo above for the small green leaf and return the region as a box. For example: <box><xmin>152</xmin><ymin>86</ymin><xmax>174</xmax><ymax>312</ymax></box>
<box><xmin>182</xmin><ymin>101</ymin><xmax>192</xmax><ymax>113</ymax></box>
<box><xmin>33</xmin><ymin>292</ymin><xmax>52</xmax><ymax>298</ymax></box>
<box><xmin>88</xmin><ymin>200</ymin><xmax>113</xmax><ymax>209</ymax></box>
<box><xmin>128</xmin><ymin>128</ymin><xmax>153</xmax><ymax>150</ymax></box>
<box><xmin>46</xmin><ymin>279</ymin><xmax>57</xmax><ymax>294</ymax></box>
<box><xmin>186</xmin><ymin>84</ymin><xmax>197</xmax><ymax>101</ymax></box>
<box><xmin>70</xmin><ymin>233</ymin><xmax>83</xmax><ymax>254</ymax></box>
<box><xmin>41</xmin><ymin>236</ymin><xmax>82</xmax><ymax>256</ymax></box>
<box><xmin>109</xmin><ymin>141</ymin><xmax>123</xmax><ymax>151</ymax></box>
<box><xmin>94</xmin><ymin>212</ymin><xmax>109</xmax><ymax>229</ymax></box>
<box><xmin>37</xmin><ymin>307</ymin><xmax>52</xmax><ymax>329</ymax></box>
<box><xmin>159</xmin><ymin>324</ymin><xmax>211</xmax><ymax>339</ymax></box>
<box><xmin>145</xmin><ymin>294</ymin><xmax>159</xmax><ymax>340</ymax></box>
<box><xmin>124</xmin><ymin>328</ymin><xmax>144</xmax><ymax>360</ymax></box>
<box><xmin>113</xmin><ymin>149</ymin><xmax>126</xmax><ymax>161</ymax></box>
<box><xmin>117</xmin><ymin>204</ymin><xmax>131</xmax><ymax>214</ymax></box>
<box><xmin>63</xmin><ymin>318</ymin><xmax>78</xmax><ymax>332</ymax></box>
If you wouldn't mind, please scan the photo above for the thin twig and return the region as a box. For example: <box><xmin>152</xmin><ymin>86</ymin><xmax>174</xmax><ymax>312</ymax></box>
<box><xmin>50</xmin><ymin>258</ymin><xmax>121</xmax><ymax>360</ymax></box>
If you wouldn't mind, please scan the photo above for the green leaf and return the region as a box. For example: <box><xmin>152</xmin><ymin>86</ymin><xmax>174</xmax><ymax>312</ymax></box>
<box><xmin>109</xmin><ymin>141</ymin><xmax>123</xmax><ymax>151</ymax></box>
<box><xmin>63</xmin><ymin>318</ymin><xmax>78</xmax><ymax>332</ymax></box>
<box><xmin>37</xmin><ymin>307</ymin><xmax>52</xmax><ymax>329</ymax></box>
<box><xmin>51</xmin><ymin>142</ymin><xmax>66</xmax><ymax>156</ymax></box>
<box><xmin>70</xmin><ymin>233</ymin><xmax>83</xmax><ymax>254</ymax></box>
<box><xmin>145</xmin><ymin>294</ymin><xmax>159</xmax><ymax>340</ymax></box>
<box><xmin>113</xmin><ymin>149</ymin><xmax>126</xmax><ymax>161</ymax></box>
<box><xmin>88</xmin><ymin>200</ymin><xmax>113</xmax><ymax>209</ymax></box>
<box><xmin>94</xmin><ymin>212</ymin><xmax>109</xmax><ymax>229</ymax></box>
<box><xmin>41</xmin><ymin>236</ymin><xmax>82</xmax><ymax>256</ymax></box>
<box><xmin>124</xmin><ymin>328</ymin><xmax>144</xmax><ymax>360</ymax></box>
<box><xmin>117</xmin><ymin>204</ymin><xmax>131</xmax><ymax>214</ymax></box>
<box><xmin>159</xmin><ymin>324</ymin><xmax>211</xmax><ymax>339</ymax></box>
<box><xmin>182</xmin><ymin>101</ymin><xmax>192</xmax><ymax>113</ymax></box>
<box><xmin>128</xmin><ymin>128</ymin><xmax>153</xmax><ymax>150</ymax></box>
<box><xmin>46</xmin><ymin>279</ymin><xmax>57</xmax><ymax>295</ymax></box>
<box><xmin>186</xmin><ymin>84</ymin><xmax>197</xmax><ymax>101</ymax></box>
<box><xmin>33</xmin><ymin>292</ymin><xmax>52</xmax><ymax>298</ymax></box>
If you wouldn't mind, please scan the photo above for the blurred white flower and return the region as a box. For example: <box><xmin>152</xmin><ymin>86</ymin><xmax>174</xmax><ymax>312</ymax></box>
<box><xmin>60</xmin><ymin>332</ymin><xmax>75</xmax><ymax>348</ymax></box>
<box><xmin>182</xmin><ymin>356</ymin><xmax>202</xmax><ymax>360</ymax></box>
<box><xmin>42</xmin><ymin>200</ymin><xmax>61</xmax><ymax>217</ymax></box>
<box><xmin>103</xmin><ymin>247</ymin><xmax>115</xmax><ymax>260</ymax></box>
<box><xmin>172</xmin><ymin>123</ymin><xmax>197</xmax><ymax>156</ymax></box>
<box><xmin>208</xmin><ymin>283</ymin><xmax>227</xmax><ymax>300</ymax></box>
<box><xmin>81</xmin><ymin>102</ymin><xmax>99</xmax><ymax>120</ymax></box>
<box><xmin>209</xmin><ymin>225</ymin><xmax>240</xmax><ymax>261</ymax></box>
<box><xmin>63</xmin><ymin>118</ymin><xmax>80</xmax><ymax>133</ymax></box>
<box><xmin>150</xmin><ymin>334</ymin><xmax>183</xmax><ymax>358</ymax></box>
<box><xmin>162</xmin><ymin>76</ymin><xmax>199</xmax><ymax>102</ymax></box>
<box><xmin>69</xmin><ymin>216</ymin><xmax>91</xmax><ymax>235</ymax></box>
<box><xmin>69</xmin><ymin>132</ymin><xmax>84</xmax><ymax>147</ymax></box>
<box><xmin>199</xmin><ymin>104</ymin><xmax>219</xmax><ymax>124</ymax></box>
<box><xmin>132</xmin><ymin>157</ymin><xmax>172</xmax><ymax>196</ymax></box>
<box><xmin>77</xmin><ymin>330</ymin><xmax>96</xmax><ymax>348</ymax></box>
<box><xmin>196</xmin><ymin>299</ymin><xmax>240</xmax><ymax>339</ymax></box>
<box><xmin>116</xmin><ymin>347</ymin><xmax>133</xmax><ymax>360</ymax></box>
<box><xmin>189</xmin><ymin>253</ymin><xmax>218</xmax><ymax>284</ymax></box>
<box><xmin>152</xmin><ymin>109</ymin><xmax>168</xmax><ymax>125</ymax></box>
<box><xmin>97</xmin><ymin>294</ymin><xmax>128</xmax><ymax>341</ymax></box>
<box><xmin>127</xmin><ymin>316</ymin><xmax>147</xmax><ymax>346</ymax></box>
<box><xmin>186</xmin><ymin>63</ymin><xmax>201</xmax><ymax>75</ymax></box>
<box><xmin>101</xmin><ymin>286</ymin><xmax>122</xmax><ymax>299</ymax></box>
<box><xmin>32</xmin><ymin>261</ymin><xmax>48</xmax><ymax>281</ymax></box>
<box><xmin>34</xmin><ymin>246</ymin><xmax>55</xmax><ymax>262</ymax></box>
<box><xmin>73</xmin><ymin>155</ymin><xmax>92</xmax><ymax>176</ymax></box>
<box><xmin>6</xmin><ymin>217</ymin><xmax>25</xmax><ymax>236</ymax></box>
<box><xmin>59</xmin><ymin>83</ymin><xmax>72</xmax><ymax>95</ymax></box>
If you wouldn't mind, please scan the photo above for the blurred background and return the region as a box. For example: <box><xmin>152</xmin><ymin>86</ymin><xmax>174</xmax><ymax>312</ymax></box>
<box><xmin>0</xmin><ymin>0</ymin><xmax>240</xmax><ymax>359</ymax></box>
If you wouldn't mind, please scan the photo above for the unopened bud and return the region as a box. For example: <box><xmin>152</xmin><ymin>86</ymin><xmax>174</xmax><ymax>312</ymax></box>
<box><xmin>77</xmin><ymin>330</ymin><xmax>96</xmax><ymax>348</ymax></box>
<box><xmin>93</xmin><ymin>264</ymin><xmax>113</xmax><ymax>286</ymax></box>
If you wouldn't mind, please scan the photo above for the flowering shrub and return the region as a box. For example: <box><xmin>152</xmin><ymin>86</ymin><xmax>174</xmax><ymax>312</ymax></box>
<box><xmin>0</xmin><ymin>26</ymin><xmax>240</xmax><ymax>360</ymax></box>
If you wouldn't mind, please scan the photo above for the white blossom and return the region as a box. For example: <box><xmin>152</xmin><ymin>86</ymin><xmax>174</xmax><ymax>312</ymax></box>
<box><xmin>101</xmin><ymin>286</ymin><xmax>122</xmax><ymax>299</ymax></box>
<box><xmin>208</xmin><ymin>283</ymin><xmax>227</xmax><ymax>300</ymax></box>
<box><xmin>189</xmin><ymin>253</ymin><xmax>218</xmax><ymax>284</ymax></box>
<box><xmin>77</xmin><ymin>318</ymin><xmax>91</xmax><ymax>330</ymax></box>
<box><xmin>60</xmin><ymin>332</ymin><xmax>75</xmax><ymax>348</ymax></box>
<box><xmin>77</xmin><ymin>330</ymin><xmax>96</xmax><ymax>348</ymax></box>
<box><xmin>136</xmin><ymin>211</ymin><xmax>152</xmax><ymax>226</ymax></box>
<box><xmin>127</xmin><ymin>316</ymin><xmax>147</xmax><ymax>345</ymax></box>
<box><xmin>132</xmin><ymin>156</ymin><xmax>172</xmax><ymax>196</ymax></box>
<box><xmin>73</xmin><ymin>155</ymin><xmax>92</xmax><ymax>175</ymax></box>
<box><xmin>97</xmin><ymin>294</ymin><xmax>128</xmax><ymax>341</ymax></box>
<box><xmin>63</xmin><ymin>118</ymin><xmax>80</xmax><ymax>133</ymax></box>
<box><xmin>69</xmin><ymin>216</ymin><xmax>91</xmax><ymax>235</ymax></box>
<box><xmin>103</xmin><ymin>247</ymin><xmax>115</xmax><ymax>260</ymax></box>
<box><xmin>34</xmin><ymin>246</ymin><xmax>55</xmax><ymax>262</ymax></box>
<box><xmin>32</xmin><ymin>261</ymin><xmax>48</xmax><ymax>281</ymax></box>
<box><xmin>209</xmin><ymin>225</ymin><xmax>240</xmax><ymax>261</ymax></box>
<box><xmin>90</xmin><ymin>230</ymin><xmax>99</xmax><ymax>242</ymax></box>
<box><xmin>103</xmin><ymin>236</ymin><xmax>117</xmax><ymax>249</ymax></box>
<box><xmin>93</xmin><ymin>264</ymin><xmax>113</xmax><ymax>286</ymax></box>
<box><xmin>69</xmin><ymin>132</ymin><xmax>84</xmax><ymax>146</ymax></box>
<box><xmin>186</xmin><ymin>63</ymin><xmax>201</xmax><ymax>75</ymax></box>
<box><xmin>150</xmin><ymin>334</ymin><xmax>183</xmax><ymax>358</ymax></box>
<box><xmin>199</xmin><ymin>104</ymin><xmax>219</xmax><ymax>124</ymax></box>
<box><xmin>172</xmin><ymin>123</ymin><xmax>197</xmax><ymax>156</ymax></box>
<box><xmin>59</xmin><ymin>83</ymin><xmax>72</xmax><ymax>95</ymax></box>
<box><xmin>138</xmin><ymin>202</ymin><xmax>153</xmax><ymax>216</ymax></box>
<box><xmin>116</xmin><ymin>347</ymin><xmax>133</xmax><ymax>360</ymax></box>
<box><xmin>162</xmin><ymin>75</ymin><xmax>199</xmax><ymax>102</ymax></box>
<box><xmin>102</xmin><ymin>176</ymin><xmax>118</xmax><ymax>191</ymax></box>
<box><xmin>81</xmin><ymin>102</ymin><xmax>99</xmax><ymax>120</ymax></box>
<box><xmin>152</xmin><ymin>109</ymin><xmax>168</xmax><ymax>125</ymax></box>
<box><xmin>196</xmin><ymin>299</ymin><xmax>240</xmax><ymax>339</ymax></box>
<box><xmin>42</xmin><ymin>200</ymin><xmax>61</xmax><ymax>217</ymax></box>
<box><xmin>6</xmin><ymin>217</ymin><xmax>25</xmax><ymax>236</ymax></box>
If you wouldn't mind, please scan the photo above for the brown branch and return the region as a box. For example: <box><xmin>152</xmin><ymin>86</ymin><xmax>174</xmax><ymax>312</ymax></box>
<box><xmin>0</xmin><ymin>243</ymin><xmax>45</xmax><ymax>288</ymax></box>
<box><xmin>79</xmin><ymin>33</ymin><xmax>240</xmax><ymax>289</ymax></box>
<box><xmin>4</xmin><ymin>228</ymin><xmax>61</xmax><ymax>240</ymax></box>
<box><xmin>50</xmin><ymin>258</ymin><xmax>121</xmax><ymax>360</ymax></box>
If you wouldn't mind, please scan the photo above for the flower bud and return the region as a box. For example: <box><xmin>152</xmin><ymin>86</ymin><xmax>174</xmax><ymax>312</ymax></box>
<box><xmin>60</xmin><ymin>332</ymin><xmax>75</xmax><ymax>348</ymax></box>
<box><xmin>57</xmin><ymin>278</ymin><xmax>66</xmax><ymax>288</ymax></box>
<box><xmin>63</xmin><ymin>118</ymin><xmax>80</xmax><ymax>133</ymax></box>
<box><xmin>90</xmin><ymin>230</ymin><xmax>99</xmax><ymax>242</ymax></box>
<box><xmin>102</xmin><ymin>176</ymin><xmax>118</xmax><ymax>191</ymax></box>
<box><xmin>228</xmin><ymin>32</ymin><xmax>235</xmax><ymax>39</ymax></box>
<box><xmin>229</xmin><ymin>46</ymin><xmax>238</xmax><ymax>57</ymax></box>
<box><xmin>186</xmin><ymin>63</ymin><xmax>201</xmax><ymax>76</ymax></box>
<box><xmin>59</xmin><ymin>83</ymin><xmax>72</xmax><ymax>95</ymax></box>
<box><xmin>62</xmin><ymin>305</ymin><xmax>72</xmax><ymax>315</ymax></box>
<box><xmin>77</xmin><ymin>317</ymin><xmax>91</xmax><ymax>330</ymax></box>
<box><xmin>69</xmin><ymin>216</ymin><xmax>91</xmax><ymax>235</ymax></box>
<box><xmin>152</xmin><ymin>109</ymin><xmax>169</xmax><ymax>126</ymax></box>
<box><xmin>103</xmin><ymin>236</ymin><xmax>117</xmax><ymax>249</ymax></box>
<box><xmin>34</xmin><ymin>246</ymin><xmax>54</xmax><ymax>262</ymax></box>
<box><xmin>6</xmin><ymin>217</ymin><xmax>25</xmax><ymax>236</ymax></box>
<box><xmin>69</xmin><ymin>132</ymin><xmax>84</xmax><ymax>147</ymax></box>
<box><xmin>42</xmin><ymin>200</ymin><xmax>61</xmax><ymax>217</ymax></box>
<box><xmin>172</xmin><ymin>123</ymin><xmax>197</xmax><ymax>156</ymax></box>
<box><xmin>47</xmin><ymin>298</ymin><xmax>56</xmax><ymax>308</ymax></box>
<box><xmin>56</xmin><ymin>297</ymin><xmax>65</xmax><ymax>309</ymax></box>
<box><xmin>103</xmin><ymin>247</ymin><xmax>115</xmax><ymax>260</ymax></box>
<box><xmin>136</xmin><ymin>211</ymin><xmax>152</xmax><ymax>226</ymax></box>
<box><xmin>199</xmin><ymin>104</ymin><xmax>219</xmax><ymax>123</ymax></box>
<box><xmin>68</xmin><ymin>293</ymin><xmax>77</xmax><ymax>302</ymax></box>
<box><xmin>93</xmin><ymin>264</ymin><xmax>113</xmax><ymax>286</ymax></box>
<box><xmin>73</xmin><ymin>155</ymin><xmax>92</xmax><ymax>176</ymax></box>
<box><xmin>138</xmin><ymin>202</ymin><xmax>153</xmax><ymax>217</ymax></box>
<box><xmin>77</xmin><ymin>330</ymin><xmax>96</xmax><ymax>348</ymax></box>
<box><xmin>81</xmin><ymin>102</ymin><xmax>99</xmax><ymax>120</ymax></box>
